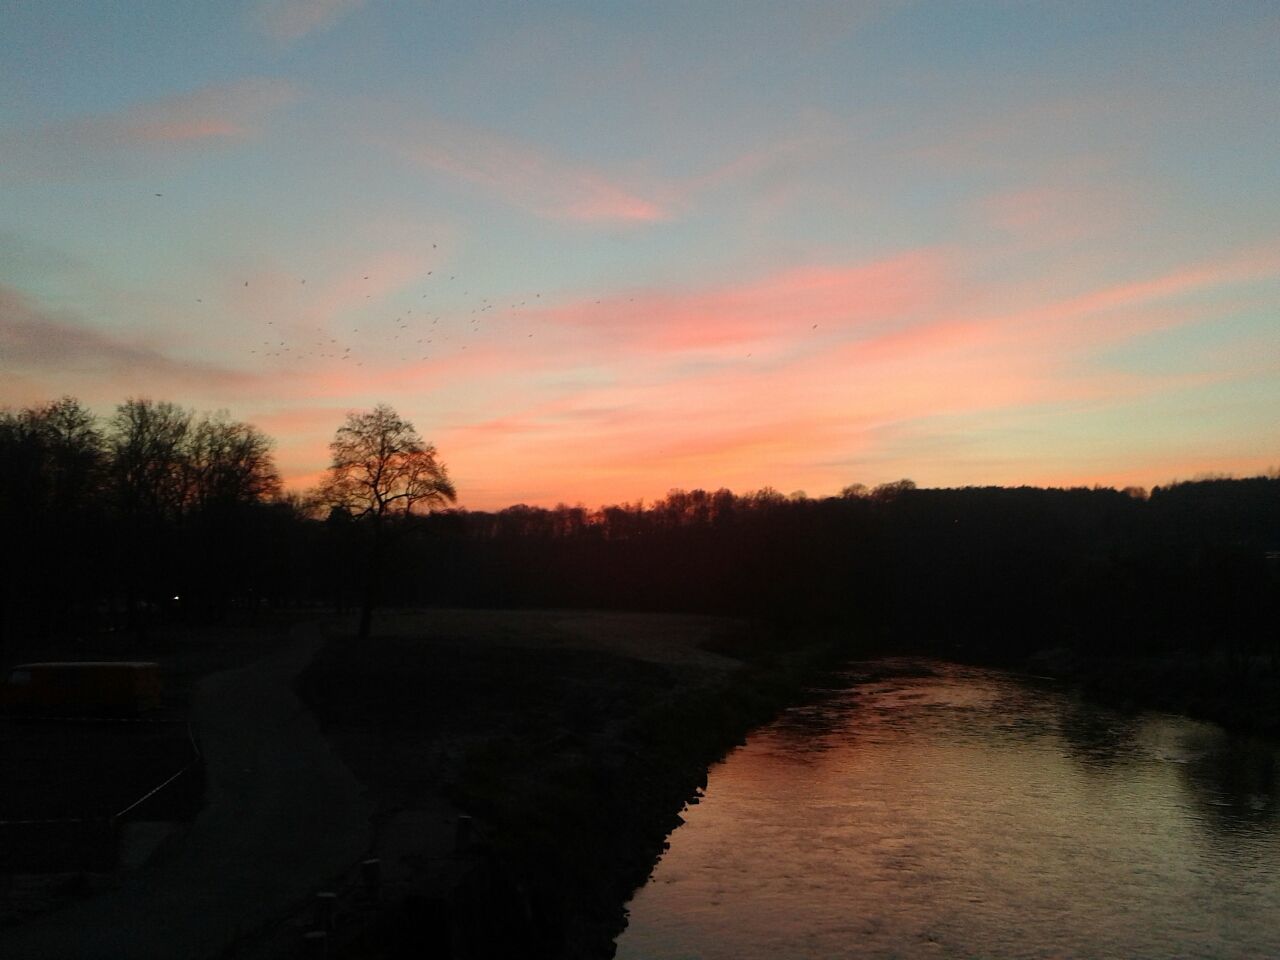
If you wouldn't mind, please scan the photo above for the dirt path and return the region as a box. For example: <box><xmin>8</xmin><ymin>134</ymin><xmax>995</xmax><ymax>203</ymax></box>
<box><xmin>0</xmin><ymin>621</ymin><xmax>373</xmax><ymax>959</ymax></box>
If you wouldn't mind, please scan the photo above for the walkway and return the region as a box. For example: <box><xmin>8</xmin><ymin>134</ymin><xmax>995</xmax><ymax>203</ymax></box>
<box><xmin>0</xmin><ymin>621</ymin><xmax>373</xmax><ymax>959</ymax></box>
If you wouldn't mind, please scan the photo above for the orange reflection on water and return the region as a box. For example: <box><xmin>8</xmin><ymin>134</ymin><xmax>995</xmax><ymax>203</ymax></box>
<box><xmin>617</xmin><ymin>662</ymin><xmax>1280</xmax><ymax>960</ymax></box>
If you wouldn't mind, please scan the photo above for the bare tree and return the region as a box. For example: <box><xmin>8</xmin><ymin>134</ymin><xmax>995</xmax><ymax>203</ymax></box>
<box><xmin>317</xmin><ymin>404</ymin><xmax>456</xmax><ymax>638</ymax></box>
<box><xmin>186</xmin><ymin>413</ymin><xmax>281</xmax><ymax>514</ymax></box>
<box><xmin>108</xmin><ymin>398</ymin><xmax>193</xmax><ymax>522</ymax></box>
<box><xmin>0</xmin><ymin>397</ymin><xmax>106</xmax><ymax>644</ymax></box>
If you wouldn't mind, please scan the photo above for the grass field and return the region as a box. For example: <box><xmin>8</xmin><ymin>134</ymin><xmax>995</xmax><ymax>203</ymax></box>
<box><xmin>298</xmin><ymin>607</ymin><xmax>838</xmax><ymax>958</ymax></box>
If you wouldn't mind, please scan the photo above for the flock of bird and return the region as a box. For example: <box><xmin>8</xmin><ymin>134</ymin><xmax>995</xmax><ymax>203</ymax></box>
<box><xmin>189</xmin><ymin>264</ymin><xmax>826</xmax><ymax>371</ymax></box>
<box><xmin>171</xmin><ymin>195</ymin><xmax>825</xmax><ymax>372</ymax></box>
<box><xmin>191</xmin><ymin>257</ymin><xmax>546</xmax><ymax>371</ymax></box>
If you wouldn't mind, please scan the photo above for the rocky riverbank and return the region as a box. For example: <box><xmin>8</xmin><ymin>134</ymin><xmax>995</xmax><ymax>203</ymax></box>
<box><xmin>295</xmin><ymin>609</ymin><xmax>849</xmax><ymax>959</ymax></box>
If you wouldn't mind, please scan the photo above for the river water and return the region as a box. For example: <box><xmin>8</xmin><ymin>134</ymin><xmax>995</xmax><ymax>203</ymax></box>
<box><xmin>614</xmin><ymin>660</ymin><xmax>1280</xmax><ymax>960</ymax></box>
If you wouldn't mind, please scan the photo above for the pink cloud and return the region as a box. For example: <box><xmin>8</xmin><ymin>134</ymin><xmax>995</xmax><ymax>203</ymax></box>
<box><xmin>396</xmin><ymin>119</ymin><xmax>666</xmax><ymax>223</ymax></box>
<box><xmin>978</xmin><ymin>180</ymin><xmax>1148</xmax><ymax>247</ymax></box>
<box><xmin>410</xmin><ymin>246</ymin><xmax>1278</xmax><ymax>509</ymax></box>
<box><xmin>427</xmin><ymin>344</ymin><xmax>1058</xmax><ymax>509</ymax></box>
<box><xmin>653</xmin><ymin>115</ymin><xmax>863</xmax><ymax>219</ymax></box>
<box><xmin>217</xmin><ymin>248</ymin><xmax>440</xmax><ymax>369</ymax></box>
<box><xmin>540</xmin><ymin>249</ymin><xmax>947</xmax><ymax>354</ymax></box>
<box><xmin>839</xmin><ymin>245</ymin><xmax>1280</xmax><ymax>369</ymax></box>
<box><xmin>119</xmin><ymin>79</ymin><xmax>295</xmax><ymax>142</ymax></box>
<box><xmin>0</xmin><ymin>283</ymin><xmax>255</xmax><ymax>404</ymax></box>
<box><xmin>92</xmin><ymin>242</ymin><xmax>1265</xmax><ymax>512</ymax></box>
<box><xmin>1</xmin><ymin>79</ymin><xmax>296</xmax><ymax>179</ymax></box>
<box><xmin>300</xmin><ymin>250</ymin><xmax>437</xmax><ymax>322</ymax></box>
<box><xmin>253</xmin><ymin>0</ymin><xmax>365</xmax><ymax>42</ymax></box>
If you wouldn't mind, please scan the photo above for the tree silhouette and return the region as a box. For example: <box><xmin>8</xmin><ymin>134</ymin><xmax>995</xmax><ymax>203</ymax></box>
<box><xmin>108</xmin><ymin>398</ymin><xmax>192</xmax><ymax>524</ymax></box>
<box><xmin>0</xmin><ymin>397</ymin><xmax>107</xmax><ymax>645</ymax></box>
<box><xmin>186</xmin><ymin>413</ymin><xmax>281</xmax><ymax>513</ymax></box>
<box><xmin>317</xmin><ymin>404</ymin><xmax>456</xmax><ymax>639</ymax></box>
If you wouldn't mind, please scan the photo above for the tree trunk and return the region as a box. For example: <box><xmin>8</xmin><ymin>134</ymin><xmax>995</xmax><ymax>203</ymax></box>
<box><xmin>356</xmin><ymin>520</ymin><xmax>382</xmax><ymax>641</ymax></box>
<box><xmin>357</xmin><ymin>587</ymin><xmax>375</xmax><ymax>640</ymax></box>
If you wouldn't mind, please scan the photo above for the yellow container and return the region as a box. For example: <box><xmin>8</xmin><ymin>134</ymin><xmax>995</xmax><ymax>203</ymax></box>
<box><xmin>0</xmin><ymin>661</ymin><xmax>163</xmax><ymax>715</ymax></box>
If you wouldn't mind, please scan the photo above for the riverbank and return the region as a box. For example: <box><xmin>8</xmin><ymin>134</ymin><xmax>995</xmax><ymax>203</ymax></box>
<box><xmin>295</xmin><ymin>609</ymin><xmax>850</xmax><ymax>958</ymax></box>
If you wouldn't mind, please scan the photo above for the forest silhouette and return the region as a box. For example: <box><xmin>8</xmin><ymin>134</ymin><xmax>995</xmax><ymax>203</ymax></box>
<box><xmin>2</xmin><ymin>395</ymin><xmax>1277</xmax><ymax>684</ymax></box>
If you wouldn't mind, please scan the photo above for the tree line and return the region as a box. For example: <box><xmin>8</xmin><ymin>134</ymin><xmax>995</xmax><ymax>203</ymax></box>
<box><xmin>396</xmin><ymin>477</ymin><xmax>1279</xmax><ymax>666</ymax></box>
<box><xmin>0</xmin><ymin>396</ymin><xmax>289</xmax><ymax>645</ymax></box>
<box><xmin>2</xmin><ymin>395</ymin><xmax>1276</xmax><ymax>666</ymax></box>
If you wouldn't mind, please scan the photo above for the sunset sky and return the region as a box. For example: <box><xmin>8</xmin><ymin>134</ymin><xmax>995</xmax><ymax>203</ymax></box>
<box><xmin>3</xmin><ymin>1</ymin><xmax>1277</xmax><ymax>509</ymax></box>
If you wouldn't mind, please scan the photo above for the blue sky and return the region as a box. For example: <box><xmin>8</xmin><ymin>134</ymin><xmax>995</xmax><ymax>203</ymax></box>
<box><xmin>2</xmin><ymin>1</ymin><xmax>1277</xmax><ymax>507</ymax></box>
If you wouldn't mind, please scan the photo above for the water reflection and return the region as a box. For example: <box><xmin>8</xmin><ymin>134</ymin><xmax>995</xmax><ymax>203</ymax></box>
<box><xmin>1057</xmin><ymin>697</ymin><xmax>1145</xmax><ymax>766</ymax></box>
<box><xmin>1181</xmin><ymin>733</ymin><xmax>1278</xmax><ymax>832</ymax></box>
<box><xmin>616</xmin><ymin>660</ymin><xmax>1280</xmax><ymax>960</ymax></box>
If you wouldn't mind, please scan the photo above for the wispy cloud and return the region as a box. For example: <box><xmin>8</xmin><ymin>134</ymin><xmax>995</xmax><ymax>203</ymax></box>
<box><xmin>252</xmin><ymin>0</ymin><xmax>365</xmax><ymax>43</ymax></box>
<box><xmin>417</xmin><ymin>244</ymin><xmax>1279</xmax><ymax>507</ymax></box>
<box><xmin>394</xmin><ymin>118</ymin><xmax>666</xmax><ymax>223</ymax></box>
<box><xmin>161</xmin><ymin>238</ymin><xmax>1274</xmax><ymax>510</ymax></box>
<box><xmin>1</xmin><ymin>79</ymin><xmax>296</xmax><ymax>180</ymax></box>
<box><xmin>540</xmin><ymin>249</ymin><xmax>946</xmax><ymax>355</ymax></box>
<box><xmin>977</xmin><ymin>179</ymin><xmax>1148</xmax><ymax>247</ymax></box>
<box><xmin>0</xmin><ymin>284</ymin><xmax>252</xmax><ymax>400</ymax></box>
<box><xmin>287</xmin><ymin>248</ymin><xmax>438</xmax><ymax>328</ymax></box>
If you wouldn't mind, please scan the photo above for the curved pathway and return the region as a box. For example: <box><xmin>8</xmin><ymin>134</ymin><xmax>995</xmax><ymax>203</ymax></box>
<box><xmin>0</xmin><ymin>621</ymin><xmax>372</xmax><ymax>959</ymax></box>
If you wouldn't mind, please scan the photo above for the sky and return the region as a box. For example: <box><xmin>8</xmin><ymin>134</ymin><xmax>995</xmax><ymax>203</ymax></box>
<box><xmin>2</xmin><ymin>1</ymin><xmax>1278</xmax><ymax>510</ymax></box>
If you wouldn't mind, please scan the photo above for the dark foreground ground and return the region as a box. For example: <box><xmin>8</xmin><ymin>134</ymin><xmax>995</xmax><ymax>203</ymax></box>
<box><xmin>0</xmin><ymin>618</ymin><xmax>373</xmax><ymax>959</ymax></box>
<box><xmin>0</xmin><ymin>618</ymin><xmax>297</xmax><ymax>930</ymax></box>
<box><xmin>279</xmin><ymin>618</ymin><xmax>1280</xmax><ymax>960</ymax></box>
<box><xmin>294</xmin><ymin>609</ymin><xmax>846</xmax><ymax>959</ymax></box>
<box><xmin>0</xmin><ymin>609</ymin><xmax>843</xmax><ymax>959</ymax></box>
<box><xmin>8</xmin><ymin>608</ymin><xmax>1271</xmax><ymax>959</ymax></box>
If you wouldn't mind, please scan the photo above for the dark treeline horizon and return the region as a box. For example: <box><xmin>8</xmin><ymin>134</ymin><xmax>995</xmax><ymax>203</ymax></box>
<box><xmin>2</xmin><ymin>395</ymin><xmax>1277</xmax><ymax>668</ymax></box>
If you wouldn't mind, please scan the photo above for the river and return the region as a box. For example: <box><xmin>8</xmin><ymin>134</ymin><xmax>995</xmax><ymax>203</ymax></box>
<box><xmin>614</xmin><ymin>660</ymin><xmax>1280</xmax><ymax>959</ymax></box>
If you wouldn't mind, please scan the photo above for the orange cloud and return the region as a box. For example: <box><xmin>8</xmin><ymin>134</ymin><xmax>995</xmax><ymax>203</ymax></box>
<box><xmin>67</xmin><ymin>243</ymin><xmax>1263</xmax><ymax>512</ymax></box>
<box><xmin>413</xmin><ymin>246</ymin><xmax>1278</xmax><ymax>509</ymax></box>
